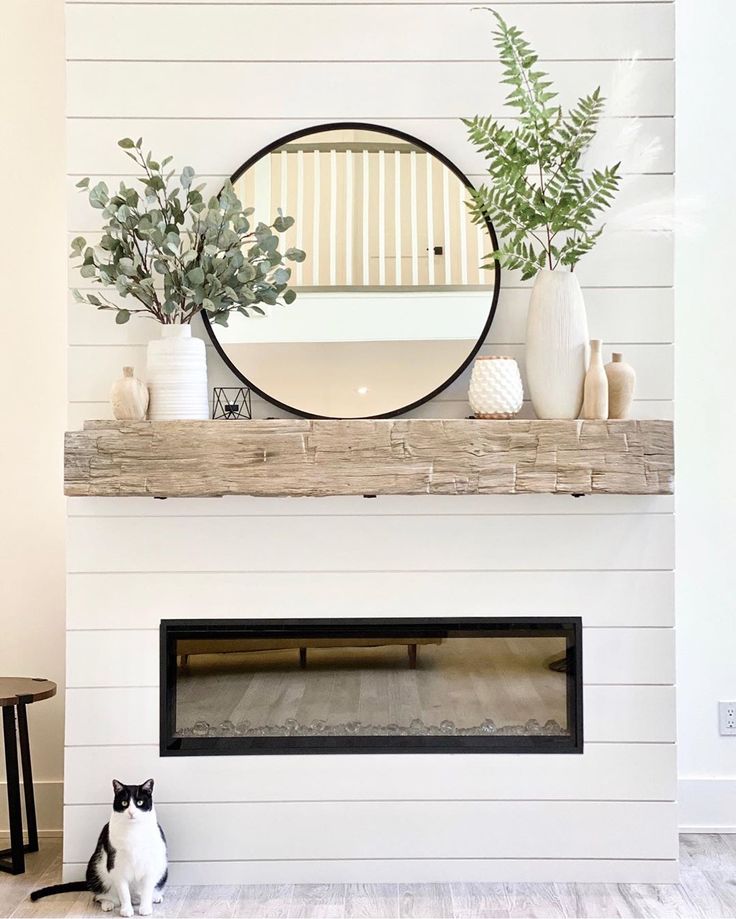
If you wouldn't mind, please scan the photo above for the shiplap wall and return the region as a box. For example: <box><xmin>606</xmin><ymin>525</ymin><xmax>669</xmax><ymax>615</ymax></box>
<box><xmin>64</xmin><ymin>0</ymin><xmax>676</xmax><ymax>883</ymax></box>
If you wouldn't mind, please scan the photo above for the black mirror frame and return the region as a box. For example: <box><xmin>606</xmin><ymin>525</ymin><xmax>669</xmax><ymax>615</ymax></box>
<box><xmin>202</xmin><ymin>121</ymin><xmax>501</xmax><ymax>420</ymax></box>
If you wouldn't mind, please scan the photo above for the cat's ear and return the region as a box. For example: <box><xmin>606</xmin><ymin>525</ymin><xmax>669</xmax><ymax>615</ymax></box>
<box><xmin>112</xmin><ymin>779</ymin><xmax>124</xmax><ymax>795</ymax></box>
<box><xmin>140</xmin><ymin>778</ymin><xmax>154</xmax><ymax>795</ymax></box>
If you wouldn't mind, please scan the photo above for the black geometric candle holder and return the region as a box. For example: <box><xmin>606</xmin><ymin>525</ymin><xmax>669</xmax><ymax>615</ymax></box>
<box><xmin>212</xmin><ymin>387</ymin><xmax>252</xmax><ymax>420</ymax></box>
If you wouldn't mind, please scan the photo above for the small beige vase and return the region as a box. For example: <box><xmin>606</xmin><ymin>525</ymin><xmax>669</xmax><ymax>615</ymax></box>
<box><xmin>581</xmin><ymin>340</ymin><xmax>608</xmax><ymax>420</ymax></box>
<box><xmin>605</xmin><ymin>352</ymin><xmax>636</xmax><ymax>419</ymax></box>
<box><xmin>111</xmin><ymin>366</ymin><xmax>149</xmax><ymax>421</ymax></box>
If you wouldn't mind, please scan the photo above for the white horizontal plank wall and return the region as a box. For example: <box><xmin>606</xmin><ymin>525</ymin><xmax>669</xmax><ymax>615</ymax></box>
<box><xmin>64</xmin><ymin>0</ymin><xmax>676</xmax><ymax>884</ymax></box>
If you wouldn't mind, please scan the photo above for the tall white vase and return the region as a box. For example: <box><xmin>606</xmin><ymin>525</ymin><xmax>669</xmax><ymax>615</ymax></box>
<box><xmin>525</xmin><ymin>269</ymin><xmax>590</xmax><ymax>419</ymax></box>
<box><xmin>146</xmin><ymin>325</ymin><xmax>209</xmax><ymax>421</ymax></box>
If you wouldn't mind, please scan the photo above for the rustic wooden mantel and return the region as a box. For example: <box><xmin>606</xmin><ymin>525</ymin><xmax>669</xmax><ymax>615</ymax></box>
<box><xmin>64</xmin><ymin>418</ymin><xmax>673</xmax><ymax>498</ymax></box>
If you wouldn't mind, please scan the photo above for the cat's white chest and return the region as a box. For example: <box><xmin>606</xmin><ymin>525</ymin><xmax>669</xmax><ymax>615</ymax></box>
<box><xmin>109</xmin><ymin>817</ymin><xmax>166</xmax><ymax>882</ymax></box>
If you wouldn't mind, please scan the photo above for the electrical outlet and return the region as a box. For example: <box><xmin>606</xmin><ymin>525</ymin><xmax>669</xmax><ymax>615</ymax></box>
<box><xmin>719</xmin><ymin>702</ymin><xmax>736</xmax><ymax>735</ymax></box>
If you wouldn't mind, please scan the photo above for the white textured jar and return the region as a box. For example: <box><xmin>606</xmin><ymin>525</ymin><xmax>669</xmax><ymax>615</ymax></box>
<box><xmin>526</xmin><ymin>269</ymin><xmax>590</xmax><ymax>419</ymax></box>
<box><xmin>146</xmin><ymin>325</ymin><xmax>209</xmax><ymax>421</ymax></box>
<box><xmin>468</xmin><ymin>356</ymin><xmax>524</xmax><ymax>419</ymax></box>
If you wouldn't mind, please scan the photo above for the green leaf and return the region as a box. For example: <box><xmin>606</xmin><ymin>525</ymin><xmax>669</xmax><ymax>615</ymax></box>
<box><xmin>463</xmin><ymin>8</ymin><xmax>618</xmax><ymax>273</ymax></box>
<box><xmin>115</xmin><ymin>309</ymin><xmax>131</xmax><ymax>324</ymax></box>
<box><xmin>180</xmin><ymin>166</ymin><xmax>195</xmax><ymax>189</ymax></box>
<box><xmin>283</xmin><ymin>288</ymin><xmax>296</xmax><ymax>305</ymax></box>
<box><xmin>259</xmin><ymin>234</ymin><xmax>278</xmax><ymax>253</ymax></box>
<box><xmin>118</xmin><ymin>257</ymin><xmax>137</xmax><ymax>277</ymax></box>
<box><xmin>76</xmin><ymin>177</ymin><xmax>90</xmax><ymax>189</ymax></box>
<box><xmin>285</xmin><ymin>247</ymin><xmax>306</xmax><ymax>263</ymax></box>
<box><xmin>273</xmin><ymin>214</ymin><xmax>295</xmax><ymax>233</ymax></box>
<box><xmin>145</xmin><ymin>175</ymin><xmax>165</xmax><ymax>193</ymax></box>
<box><xmin>118</xmin><ymin>138</ymin><xmax>136</xmax><ymax>149</ymax></box>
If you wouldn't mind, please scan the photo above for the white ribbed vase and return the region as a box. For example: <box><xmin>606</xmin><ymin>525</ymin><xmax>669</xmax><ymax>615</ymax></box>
<box><xmin>526</xmin><ymin>269</ymin><xmax>590</xmax><ymax>419</ymax></box>
<box><xmin>468</xmin><ymin>356</ymin><xmax>523</xmax><ymax>419</ymax></box>
<box><xmin>146</xmin><ymin>325</ymin><xmax>209</xmax><ymax>421</ymax></box>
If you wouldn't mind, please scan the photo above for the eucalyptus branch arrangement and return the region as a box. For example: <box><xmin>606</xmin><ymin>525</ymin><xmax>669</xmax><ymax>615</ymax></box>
<box><xmin>70</xmin><ymin>138</ymin><xmax>305</xmax><ymax>326</ymax></box>
<box><xmin>464</xmin><ymin>10</ymin><xmax>622</xmax><ymax>280</ymax></box>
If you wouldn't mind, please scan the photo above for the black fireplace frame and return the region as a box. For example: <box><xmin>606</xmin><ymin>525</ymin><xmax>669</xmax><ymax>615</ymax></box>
<box><xmin>160</xmin><ymin>617</ymin><xmax>583</xmax><ymax>756</ymax></box>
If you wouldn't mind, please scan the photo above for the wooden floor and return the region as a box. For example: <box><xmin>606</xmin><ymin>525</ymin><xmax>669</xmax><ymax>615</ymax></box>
<box><xmin>3</xmin><ymin>836</ymin><xmax>736</xmax><ymax>918</ymax></box>
<box><xmin>177</xmin><ymin>637</ymin><xmax>568</xmax><ymax>734</ymax></box>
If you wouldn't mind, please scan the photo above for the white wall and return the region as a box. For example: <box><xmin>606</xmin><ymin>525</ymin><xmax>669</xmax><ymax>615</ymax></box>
<box><xmin>14</xmin><ymin>0</ymin><xmax>736</xmax><ymax>856</ymax></box>
<box><xmin>63</xmin><ymin>0</ymin><xmax>676</xmax><ymax>882</ymax></box>
<box><xmin>0</xmin><ymin>0</ymin><xmax>66</xmax><ymax>833</ymax></box>
<box><xmin>5</xmin><ymin>0</ymin><xmax>733</xmax><ymax>852</ymax></box>
<box><xmin>676</xmin><ymin>0</ymin><xmax>736</xmax><ymax>831</ymax></box>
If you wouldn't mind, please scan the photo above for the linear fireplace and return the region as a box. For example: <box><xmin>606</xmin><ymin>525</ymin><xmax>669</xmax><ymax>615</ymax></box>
<box><xmin>160</xmin><ymin>618</ymin><xmax>582</xmax><ymax>755</ymax></box>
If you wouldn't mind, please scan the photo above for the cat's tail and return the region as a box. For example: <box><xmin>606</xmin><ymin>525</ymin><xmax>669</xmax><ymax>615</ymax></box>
<box><xmin>30</xmin><ymin>881</ymin><xmax>88</xmax><ymax>901</ymax></box>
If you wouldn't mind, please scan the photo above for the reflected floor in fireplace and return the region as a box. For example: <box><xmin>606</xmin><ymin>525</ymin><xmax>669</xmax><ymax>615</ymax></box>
<box><xmin>174</xmin><ymin>636</ymin><xmax>568</xmax><ymax>738</ymax></box>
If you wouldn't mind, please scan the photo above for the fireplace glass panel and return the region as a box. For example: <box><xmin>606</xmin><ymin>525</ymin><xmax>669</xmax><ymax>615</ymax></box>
<box><xmin>176</xmin><ymin>636</ymin><xmax>569</xmax><ymax>736</ymax></box>
<box><xmin>161</xmin><ymin>619</ymin><xmax>582</xmax><ymax>754</ymax></box>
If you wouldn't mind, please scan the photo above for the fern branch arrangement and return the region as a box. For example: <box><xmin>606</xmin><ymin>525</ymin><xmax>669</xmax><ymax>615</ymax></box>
<box><xmin>464</xmin><ymin>10</ymin><xmax>622</xmax><ymax>280</ymax></box>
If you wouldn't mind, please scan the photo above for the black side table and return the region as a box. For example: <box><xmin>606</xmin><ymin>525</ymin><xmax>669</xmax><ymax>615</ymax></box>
<box><xmin>0</xmin><ymin>678</ymin><xmax>57</xmax><ymax>875</ymax></box>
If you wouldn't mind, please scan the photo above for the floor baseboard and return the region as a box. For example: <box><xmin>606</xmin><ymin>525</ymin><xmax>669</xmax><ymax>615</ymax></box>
<box><xmin>679</xmin><ymin>778</ymin><xmax>736</xmax><ymax>833</ymax></box>
<box><xmin>0</xmin><ymin>779</ymin><xmax>63</xmax><ymax>837</ymax></box>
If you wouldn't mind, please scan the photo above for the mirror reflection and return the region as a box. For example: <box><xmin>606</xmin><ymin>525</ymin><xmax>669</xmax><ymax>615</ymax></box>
<box><xmin>206</xmin><ymin>126</ymin><xmax>498</xmax><ymax>418</ymax></box>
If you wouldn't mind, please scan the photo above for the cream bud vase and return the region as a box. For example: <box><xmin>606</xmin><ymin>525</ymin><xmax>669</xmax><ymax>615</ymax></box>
<box><xmin>526</xmin><ymin>269</ymin><xmax>590</xmax><ymax>419</ymax></box>
<box><xmin>605</xmin><ymin>352</ymin><xmax>636</xmax><ymax>419</ymax></box>
<box><xmin>468</xmin><ymin>356</ymin><xmax>523</xmax><ymax>419</ymax></box>
<box><xmin>146</xmin><ymin>324</ymin><xmax>209</xmax><ymax>421</ymax></box>
<box><xmin>581</xmin><ymin>339</ymin><xmax>609</xmax><ymax>420</ymax></box>
<box><xmin>110</xmin><ymin>366</ymin><xmax>149</xmax><ymax>421</ymax></box>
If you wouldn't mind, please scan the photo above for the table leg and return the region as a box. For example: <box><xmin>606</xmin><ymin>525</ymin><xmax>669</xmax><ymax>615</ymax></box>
<box><xmin>17</xmin><ymin>703</ymin><xmax>38</xmax><ymax>853</ymax></box>
<box><xmin>548</xmin><ymin>656</ymin><xmax>568</xmax><ymax>673</ymax></box>
<box><xmin>0</xmin><ymin>706</ymin><xmax>25</xmax><ymax>874</ymax></box>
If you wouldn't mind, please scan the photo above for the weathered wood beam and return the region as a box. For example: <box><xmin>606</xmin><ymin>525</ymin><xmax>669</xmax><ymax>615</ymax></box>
<box><xmin>64</xmin><ymin>419</ymin><xmax>674</xmax><ymax>498</ymax></box>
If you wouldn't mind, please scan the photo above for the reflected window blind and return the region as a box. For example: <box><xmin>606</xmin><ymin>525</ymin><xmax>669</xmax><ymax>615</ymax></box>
<box><xmin>234</xmin><ymin>148</ymin><xmax>489</xmax><ymax>289</ymax></box>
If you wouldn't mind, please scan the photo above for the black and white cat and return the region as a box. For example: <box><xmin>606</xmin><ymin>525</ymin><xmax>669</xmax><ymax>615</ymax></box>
<box><xmin>31</xmin><ymin>779</ymin><xmax>168</xmax><ymax>917</ymax></box>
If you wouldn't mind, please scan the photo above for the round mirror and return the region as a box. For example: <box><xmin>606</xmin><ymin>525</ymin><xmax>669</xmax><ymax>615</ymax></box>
<box><xmin>204</xmin><ymin>123</ymin><xmax>500</xmax><ymax>418</ymax></box>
